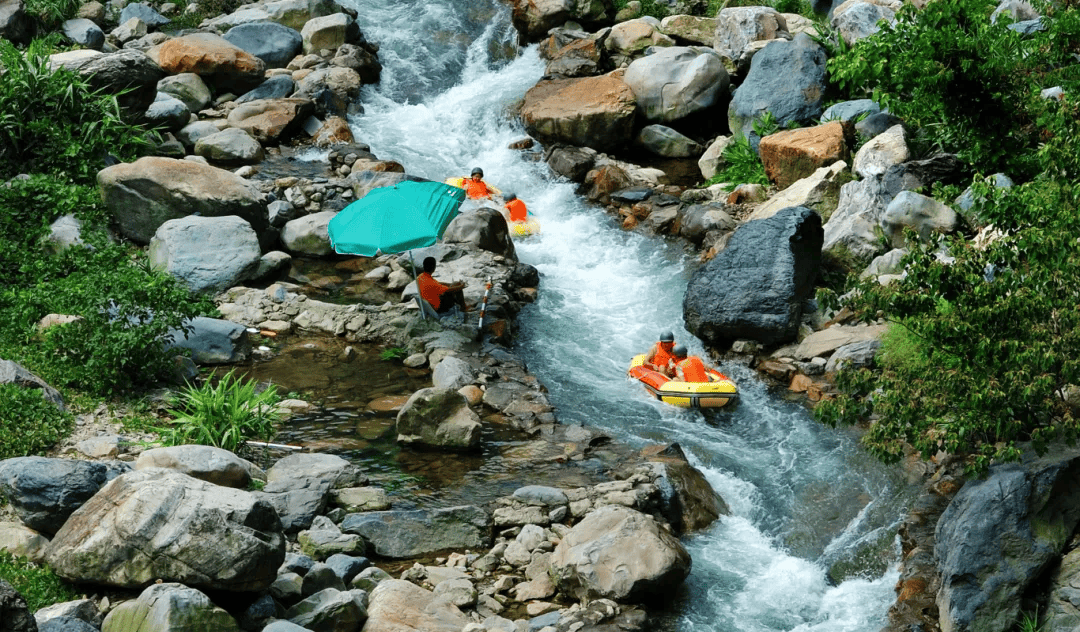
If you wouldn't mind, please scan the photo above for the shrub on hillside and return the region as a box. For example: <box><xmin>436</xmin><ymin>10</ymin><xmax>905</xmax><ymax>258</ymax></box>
<box><xmin>0</xmin><ymin>384</ymin><xmax>72</xmax><ymax>459</ymax></box>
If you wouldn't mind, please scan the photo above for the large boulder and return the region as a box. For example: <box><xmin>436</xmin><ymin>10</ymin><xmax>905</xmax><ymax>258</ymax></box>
<box><xmin>443</xmin><ymin>207</ymin><xmax>517</xmax><ymax>260</ymax></box>
<box><xmin>340</xmin><ymin>506</ymin><xmax>491</xmax><ymax>559</ymax></box>
<box><xmin>151</xmin><ymin>32</ymin><xmax>266</xmax><ymax>93</ymax></box>
<box><xmin>0</xmin><ymin>579</ymin><xmax>36</xmax><ymax>632</ymax></box>
<box><xmin>201</xmin><ymin>0</ymin><xmax>337</xmax><ymax>32</ymax></box>
<box><xmin>193</xmin><ymin>127</ymin><xmax>265</xmax><ymax>164</ymax></box>
<box><xmin>624</xmin><ymin>46</ymin><xmax>727</xmax><ymax>123</ymax></box>
<box><xmin>165</xmin><ymin>316</ymin><xmax>252</xmax><ymax>365</ymax></box>
<box><xmin>46</xmin><ymin>469</ymin><xmax>285</xmax><ymax>592</ymax></box>
<box><xmin>98</xmin><ymin>157</ymin><xmax>271</xmax><ymax>249</ymax></box>
<box><xmin>727</xmin><ymin>33</ymin><xmax>826</xmax><ymax>142</ymax></box>
<box><xmin>101</xmin><ymin>583</ymin><xmax>239</xmax><ymax>632</ymax></box>
<box><xmin>641</xmin><ymin>444</ymin><xmax>728</xmax><ymax>535</ymax></box>
<box><xmin>0</xmin><ymin>457</ymin><xmax>127</xmax><ymax>536</ymax></box>
<box><xmin>510</xmin><ymin>0</ymin><xmax>614</xmax><ymax>43</ymax></box>
<box><xmin>712</xmin><ymin>6</ymin><xmax>789</xmax><ymax>74</ymax></box>
<box><xmin>149</xmin><ymin>215</ymin><xmax>262</xmax><ymax>295</ymax></box>
<box><xmin>659</xmin><ymin>14</ymin><xmax>717</xmax><ymax>45</ymax></box>
<box><xmin>157</xmin><ymin>73</ymin><xmax>212</xmax><ymax>113</ymax></box>
<box><xmin>226</xmin><ymin>98</ymin><xmax>316</xmax><ymax>145</ymax></box>
<box><xmin>223</xmin><ymin>21</ymin><xmax>303</xmax><ymax>68</ymax></box>
<box><xmin>605</xmin><ymin>17</ymin><xmax>675</xmax><ymax>66</ymax></box>
<box><xmin>281</xmin><ymin>211</ymin><xmax>335</xmax><ymax>256</ymax></box>
<box><xmin>684</xmin><ymin>206</ymin><xmax>822</xmax><ymax>348</ymax></box>
<box><xmin>134</xmin><ymin>445</ymin><xmax>256</xmax><ymax>489</ymax></box>
<box><xmin>364</xmin><ymin>579</ymin><xmax>468</xmax><ymax>632</ymax></box>
<box><xmin>396</xmin><ymin>388</ymin><xmax>482</xmax><ymax>452</ymax></box>
<box><xmin>300</xmin><ymin>12</ymin><xmax>357</xmax><ymax>55</ymax></box>
<box><xmin>748</xmin><ymin>160</ymin><xmax>848</xmax><ymax>222</ymax></box>
<box><xmin>284</xmin><ymin>587</ymin><xmax>366</xmax><ymax>632</ymax></box>
<box><xmin>0</xmin><ymin>0</ymin><xmax>34</xmax><ymax>45</ymax></box>
<box><xmin>549</xmin><ymin>505</ymin><xmax>692</xmax><ymax>602</ymax></box>
<box><xmin>821</xmin><ymin>175</ymin><xmax>895</xmax><ymax>263</ymax></box>
<box><xmin>257</xmin><ymin>453</ymin><xmax>366</xmax><ymax>533</ymax></box>
<box><xmin>936</xmin><ymin>453</ymin><xmax>1080</xmax><ymax>632</ymax></box>
<box><xmin>48</xmin><ymin>49</ymin><xmax>165</xmax><ymax>120</ymax></box>
<box><xmin>521</xmin><ymin>71</ymin><xmax>637</xmax><ymax>152</ymax></box>
<box><xmin>881</xmin><ymin>190</ymin><xmax>961</xmax><ymax>248</ymax></box>
<box><xmin>831</xmin><ymin>0</ymin><xmax>898</xmax><ymax>46</ymax></box>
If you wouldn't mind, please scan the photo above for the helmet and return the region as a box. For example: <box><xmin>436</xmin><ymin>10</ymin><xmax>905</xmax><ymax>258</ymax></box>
<box><xmin>672</xmin><ymin>345</ymin><xmax>688</xmax><ymax>357</ymax></box>
<box><xmin>471</xmin><ymin>167</ymin><xmax>484</xmax><ymax>177</ymax></box>
<box><xmin>504</xmin><ymin>192</ymin><xmax>517</xmax><ymax>201</ymax></box>
<box><xmin>659</xmin><ymin>331</ymin><xmax>674</xmax><ymax>342</ymax></box>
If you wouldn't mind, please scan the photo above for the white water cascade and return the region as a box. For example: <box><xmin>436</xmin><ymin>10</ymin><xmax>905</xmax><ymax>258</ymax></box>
<box><xmin>340</xmin><ymin>0</ymin><xmax>917</xmax><ymax>629</ymax></box>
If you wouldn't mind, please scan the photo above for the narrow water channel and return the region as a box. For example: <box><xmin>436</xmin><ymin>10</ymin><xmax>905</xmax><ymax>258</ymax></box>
<box><xmin>312</xmin><ymin>0</ymin><xmax>922</xmax><ymax>629</ymax></box>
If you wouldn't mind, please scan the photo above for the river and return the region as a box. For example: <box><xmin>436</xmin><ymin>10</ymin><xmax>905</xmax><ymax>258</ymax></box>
<box><xmin>334</xmin><ymin>0</ymin><xmax>918</xmax><ymax>629</ymax></box>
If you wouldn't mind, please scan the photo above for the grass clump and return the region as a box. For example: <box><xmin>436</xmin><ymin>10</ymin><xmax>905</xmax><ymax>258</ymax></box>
<box><xmin>0</xmin><ymin>551</ymin><xmax>79</xmax><ymax>611</ymax></box>
<box><xmin>0</xmin><ymin>385</ymin><xmax>73</xmax><ymax>459</ymax></box>
<box><xmin>159</xmin><ymin>370</ymin><xmax>281</xmax><ymax>453</ymax></box>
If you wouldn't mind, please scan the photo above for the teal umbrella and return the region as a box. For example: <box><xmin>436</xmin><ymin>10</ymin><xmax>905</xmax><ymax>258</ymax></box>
<box><xmin>327</xmin><ymin>180</ymin><xmax>466</xmax><ymax>256</ymax></box>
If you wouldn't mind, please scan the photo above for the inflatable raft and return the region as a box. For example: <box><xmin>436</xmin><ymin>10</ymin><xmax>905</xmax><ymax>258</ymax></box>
<box><xmin>446</xmin><ymin>177</ymin><xmax>540</xmax><ymax>237</ymax></box>
<box><xmin>510</xmin><ymin>218</ymin><xmax>541</xmax><ymax>237</ymax></box>
<box><xmin>627</xmin><ymin>354</ymin><xmax>738</xmax><ymax>408</ymax></box>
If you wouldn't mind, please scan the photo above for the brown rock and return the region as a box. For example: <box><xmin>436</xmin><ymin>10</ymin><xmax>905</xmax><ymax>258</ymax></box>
<box><xmin>758</xmin><ymin>122</ymin><xmax>850</xmax><ymax>190</ymax></box>
<box><xmin>586</xmin><ymin>164</ymin><xmax>633</xmax><ymax>204</ymax></box>
<box><xmin>153</xmin><ymin>33</ymin><xmax>266</xmax><ymax>92</ymax></box>
<box><xmin>227</xmin><ymin>98</ymin><xmax>315</xmax><ymax>144</ymax></box>
<box><xmin>314</xmin><ymin>116</ymin><xmax>354</xmax><ymax>146</ymax></box>
<box><xmin>789</xmin><ymin>373</ymin><xmax>813</xmax><ymax>393</ymax></box>
<box><xmin>759</xmin><ymin>359</ymin><xmax>795</xmax><ymax>381</ymax></box>
<box><xmin>622</xmin><ymin>215</ymin><xmax>639</xmax><ymax>230</ymax></box>
<box><xmin>520</xmin><ymin>72</ymin><xmax>637</xmax><ymax>151</ymax></box>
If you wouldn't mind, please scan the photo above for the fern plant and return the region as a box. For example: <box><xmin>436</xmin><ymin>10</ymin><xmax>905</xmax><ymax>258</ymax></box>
<box><xmin>160</xmin><ymin>370</ymin><xmax>281</xmax><ymax>452</ymax></box>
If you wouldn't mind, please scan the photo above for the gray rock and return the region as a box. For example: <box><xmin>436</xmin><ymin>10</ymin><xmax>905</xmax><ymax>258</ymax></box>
<box><xmin>224</xmin><ymin>21</ymin><xmax>303</xmax><ymax>69</ymax></box>
<box><xmin>301</xmin><ymin>563</ymin><xmax>346</xmax><ymax>596</ymax></box>
<box><xmin>47</xmin><ymin>469</ymin><xmax>285</xmax><ymax>592</ymax></box>
<box><xmin>821</xmin><ymin>176</ymin><xmax>894</xmax><ymax>263</ymax></box>
<box><xmin>637</xmin><ymin>124</ymin><xmax>703</xmax><ymax>157</ymax></box>
<box><xmin>396</xmin><ymin>388</ymin><xmax>482</xmax><ymax>452</ymax></box>
<box><xmin>684</xmin><ymin>206</ymin><xmax>822</xmax><ymax>347</ymax></box>
<box><xmin>62</xmin><ymin>18</ymin><xmax>104</xmax><ymax>49</ymax></box>
<box><xmin>0</xmin><ymin>0</ymin><xmax>34</xmax><ymax>45</ymax></box>
<box><xmin>0</xmin><ymin>457</ymin><xmax>126</xmax><ymax>535</ymax></box>
<box><xmin>45</xmin><ymin>214</ymin><xmax>87</xmax><ymax>254</ymax></box>
<box><xmin>134</xmin><ymin>445</ymin><xmax>256</xmax><ymax>488</ymax></box>
<box><xmin>263</xmin><ymin>620</ymin><xmax>311</xmax><ymax>632</ymax></box>
<box><xmin>431</xmin><ymin>356</ymin><xmax>476</xmax><ymax>391</ymax></box>
<box><xmin>821</xmin><ymin>98</ymin><xmax>880</xmax><ymax>123</ymax></box>
<box><xmin>237</xmin><ymin>77</ymin><xmax>298</xmax><ymax>110</ymax></box>
<box><xmin>118</xmin><ymin>2</ymin><xmax>168</xmax><ymax>26</ymax></box>
<box><xmin>285</xmin><ymin>587</ymin><xmax>366</xmax><ymax>632</ymax></box>
<box><xmin>728</xmin><ymin>34</ymin><xmax>826</xmax><ymax>142</ymax></box>
<box><xmin>855</xmin><ymin>111</ymin><xmax>904</xmax><ymax>141</ymax></box>
<box><xmin>545</xmin><ymin>145</ymin><xmax>597</xmax><ymax>182</ymax></box>
<box><xmin>324</xmin><ymin>554</ymin><xmax>370</xmax><ymax>584</ymax></box>
<box><xmin>364</xmin><ymin>580</ymin><xmax>466</xmax><ymax>632</ymax></box>
<box><xmin>238</xmin><ymin>594</ymin><xmax>281</xmax><ymax>631</ymax></box>
<box><xmin>340</xmin><ymin>506</ymin><xmax>491</xmax><ymax>558</ymax></box>
<box><xmin>100</xmin><ymin>583</ymin><xmax>237</xmax><ymax>632</ymax></box>
<box><xmin>281</xmin><ymin>211</ymin><xmax>335</xmax><ymax>256</ymax></box>
<box><xmin>824</xmin><ymin>339</ymin><xmax>881</xmax><ymax>373</ymax></box>
<box><xmin>0</xmin><ymin>579</ymin><xmax>37</xmax><ymax>632</ymax></box>
<box><xmin>143</xmin><ymin>92</ymin><xmax>190</xmax><ymax>133</ymax></box>
<box><xmin>39</xmin><ymin>616</ymin><xmax>98</xmax><ymax>632</ymax></box>
<box><xmin>50</xmin><ymin>48</ymin><xmax>164</xmax><ymax>119</ymax></box>
<box><xmin>936</xmin><ymin>454</ymin><xmax>1080</xmax><ymax>632</ymax></box>
<box><xmin>955</xmin><ymin>173</ymin><xmax>1014</xmax><ymax>229</ymax></box>
<box><xmin>259</xmin><ymin>453</ymin><xmax>364</xmax><ymax>533</ymax></box>
<box><xmin>712</xmin><ymin>6</ymin><xmax>789</xmax><ymax>73</ymax></box>
<box><xmin>512</xmin><ymin>486</ymin><xmax>568</xmax><ymax>507</ymax></box>
<box><xmin>677</xmin><ymin>203</ymin><xmax>736</xmax><ymax>246</ymax></box>
<box><xmin>194</xmin><ymin>127</ymin><xmax>265</xmax><ymax>164</ymax></box>
<box><xmin>98</xmin><ymin>156</ymin><xmax>271</xmax><ymax>249</ymax></box>
<box><xmin>623</xmin><ymin>46</ymin><xmax>727</xmax><ymax>123</ymax></box>
<box><xmin>881</xmin><ymin>190</ymin><xmax>960</xmax><ymax>248</ymax></box>
<box><xmin>280</xmin><ymin>552</ymin><xmax>316</xmax><ymax>576</ymax></box>
<box><xmin>832</xmin><ymin>1</ymin><xmax>896</xmax><ymax>45</ymax></box>
<box><xmin>150</xmin><ymin>215</ymin><xmax>262</xmax><ymax>295</ymax></box>
<box><xmin>443</xmin><ymin>208</ymin><xmax>517</xmax><ymax>260</ymax></box>
<box><xmin>0</xmin><ymin>359</ymin><xmax>64</xmax><ymax>410</ymax></box>
<box><xmin>165</xmin><ymin>316</ymin><xmax>252</xmax><ymax>365</ymax></box>
<box><xmin>177</xmin><ymin>120</ymin><xmax>222</xmax><ymax>149</ymax></box>
<box><xmin>158</xmin><ymin>73</ymin><xmax>212</xmax><ymax>113</ymax></box>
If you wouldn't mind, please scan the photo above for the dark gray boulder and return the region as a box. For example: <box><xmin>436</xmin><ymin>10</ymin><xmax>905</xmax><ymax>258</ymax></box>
<box><xmin>225</xmin><ymin>22</ymin><xmax>304</xmax><ymax>69</ymax></box>
<box><xmin>855</xmin><ymin>111</ymin><xmax>903</xmax><ymax>141</ymax></box>
<box><xmin>166</xmin><ymin>317</ymin><xmax>252</xmax><ymax>365</ymax></box>
<box><xmin>236</xmin><ymin>75</ymin><xmax>298</xmax><ymax>105</ymax></box>
<box><xmin>443</xmin><ymin>207</ymin><xmax>517</xmax><ymax>261</ymax></box>
<box><xmin>683</xmin><ymin>206</ymin><xmax>822</xmax><ymax>348</ymax></box>
<box><xmin>0</xmin><ymin>0</ymin><xmax>34</xmax><ymax>46</ymax></box>
<box><xmin>37</xmin><ymin>617</ymin><xmax>96</xmax><ymax>632</ymax></box>
<box><xmin>0</xmin><ymin>456</ymin><xmax>129</xmax><ymax>535</ymax></box>
<box><xmin>0</xmin><ymin>579</ymin><xmax>36</xmax><ymax>632</ymax></box>
<box><xmin>544</xmin><ymin>145</ymin><xmax>597</xmax><ymax>183</ymax></box>
<box><xmin>727</xmin><ymin>33</ymin><xmax>827</xmax><ymax>142</ymax></box>
<box><xmin>51</xmin><ymin>49</ymin><xmax>166</xmax><ymax>121</ymax></box>
<box><xmin>935</xmin><ymin>452</ymin><xmax>1080</xmax><ymax>632</ymax></box>
<box><xmin>61</xmin><ymin>18</ymin><xmax>104</xmax><ymax>50</ymax></box>
<box><xmin>118</xmin><ymin>2</ymin><xmax>169</xmax><ymax>27</ymax></box>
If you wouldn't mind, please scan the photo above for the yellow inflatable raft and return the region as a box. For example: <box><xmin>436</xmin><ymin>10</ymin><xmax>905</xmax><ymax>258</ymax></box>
<box><xmin>627</xmin><ymin>354</ymin><xmax>738</xmax><ymax>408</ymax></box>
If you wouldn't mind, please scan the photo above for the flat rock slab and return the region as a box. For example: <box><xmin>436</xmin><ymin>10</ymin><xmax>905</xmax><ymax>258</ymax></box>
<box><xmin>791</xmin><ymin>324</ymin><xmax>888</xmax><ymax>360</ymax></box>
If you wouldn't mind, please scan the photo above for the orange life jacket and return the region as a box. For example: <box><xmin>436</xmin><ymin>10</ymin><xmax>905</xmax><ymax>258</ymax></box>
<box><xmin>505</xmin><ymin>198</ymin><xmax>528</xmax><ymax>222</ymax></box>
<box><xmin>417</xmin><ymin>272</ymin><xmax>447</xmax><ymax>310</ymax></box>
<box><xmin>647</xmin><ymin>341</ymin><xmax>675</xmax><ymax>373</ymax></box>
<box><xmin>676</xmin><ymin>356</ymin><xmax>709</xmax><ymax>383</ymax></box>
<box><xmin>464</xmin><ymin>178</ymin><xmax>491</xmax><ymax>199</ymax></box>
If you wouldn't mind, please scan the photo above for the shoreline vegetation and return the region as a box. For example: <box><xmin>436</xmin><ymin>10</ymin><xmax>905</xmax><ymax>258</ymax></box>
<box><xmin>0</xmin><ymin>0</ymin><xmax>1079</xmax><ymax>631</ymax></box>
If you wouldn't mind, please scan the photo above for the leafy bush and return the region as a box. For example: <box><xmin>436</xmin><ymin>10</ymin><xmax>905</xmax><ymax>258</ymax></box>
<box><xmin>159</xmin><ymin>370</ymin><xmax>281</xmax><ymax>452</ymax></box>
<box><xmin>0</xmin><ymin>385</ymin><xmax>73</xmax><ymax>459</ymax></box>
<box><xmin>23</xmin><ymin>0</ymin><xmax>81</xmax><ymax>29</ymax></box>
<box><xmin>703</xmin><ymin>113</ymin><xmax>781</xmax><ymax>190</ymax></box>
<box><xmin>826</xmin><ymin>0</ymin><xmax>1080</xmax><ymax>178</ymax></box>
<box><xmin>613</xmin><ymin>0</ymin><xmax>671</xmax><ymax>18</ymax></box>
<box><xmin>0</xmin><ymin>38</ymin><xmax>150</xmax><ymax>184</ymax></box>
<box><xmin>0</xmin><ymin>551</ymin><xmax>80</xmax><ymax>611</ymax></box>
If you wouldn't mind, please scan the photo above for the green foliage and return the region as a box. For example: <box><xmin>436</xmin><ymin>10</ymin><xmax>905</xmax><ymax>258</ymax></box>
<box><xmin>817</xmin><ymin>178</ymin><xmax>1080</xmax><ymax>474</ymax></box>
<box><xmin>379</xmin><ymin>347</ymin><xmax>408</xmax><ymax>361</ymax></box>
<box><xmin>613</xmin><ymin>0</ymin><xmax>671</xmax><ymax>19</ymax></box>
<box><xmin>23</xmin><ymin>0</ymin><xmax>81</xmax><ymax>28</ymax></box>
<box><xmin>0</xmin><ymin>551</ymin><xmax>80</xmax><ymax>611</ymax></box>
<box><xmin>826</xmin><ymin>0</ymin><xmax>1080</xmax><ymax>178</ymax></box>
<box><xmin>704</xmin><ymin>113</ymin><xmax>783</xmax><ymax>191</ymax></box>
<box><xmin>159</xmin><ymin>370</ymin><xmax>282</xmax><ymax>453</ymax></box>
<box><xmin>1016</xmin><ymin>609</ymin><xmax>1042</xmax><ymax>632</ymax></box>
<box><xmin>0</xmin><ymin>38</ymin><xmax>150</xmax><ymax>184</ymax></box>
<box><xmin>0</xmin><ymin>385</ymin><xmax>73</xmax><ymax>459</ymax></box>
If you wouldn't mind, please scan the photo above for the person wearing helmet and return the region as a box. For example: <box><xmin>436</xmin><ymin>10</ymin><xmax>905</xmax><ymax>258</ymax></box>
<box><xmin>644</xmin><ymin>331</ymin><xmax>677</xmax><ymax>376</ymax></box>
<box><xmin>503</xmin><ymin>192</ymin><xmax>528</xmax><ymax>223</ymax></box>
<box><xmin>463</xmin><ymin>167</ymin><xmax>493</xmax><ymax>200</ymax></box>
<box><xmin>672</xmin><ymin>345</ymin><xmax>709</xmax><ymax>383</ymax></box>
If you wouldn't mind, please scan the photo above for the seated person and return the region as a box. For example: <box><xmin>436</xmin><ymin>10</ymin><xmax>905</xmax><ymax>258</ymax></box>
<box><xmin>504</xmin><ymin>192</ymin><xmax>528</xmax><ymax>223</ymax></box>
<box><xmin>417</xmin><ymin>256</ymin><xmax>466</xmax><ymax>314</ymax></box>
<box><xmin>464</xmin><ymin>167</ymin><xmax>493</xmax><ymax>200</ymax></box>
<box><xmin>643</xmin><ymin>331</ymin><xmax>676</xmax><ymax>376</ymax></box>
<box><xmin>671</xmin><ymin>345</ymin><xmax>709</xmax><ymax>383</ymax></box>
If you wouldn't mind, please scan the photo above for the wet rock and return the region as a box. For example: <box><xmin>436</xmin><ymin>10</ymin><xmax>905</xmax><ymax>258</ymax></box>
<box><xmin>0</xmin><ymin>456</ymin><xmax>126</xmax><ymax>535</ymax></box>
<box><xmin>340</xmin><ymin>506</ymin><xmax>491</xmax><ymax>558</ymax></box>
<box><xmin>396</xmin><ymin>387</ymin><xmax>482</xmax><ymax>452</ymax></box>
<box><xmin>285</xmin><ymin>587</ymin><xmax>366</xmax><ymax>632</ymax></box>
<box><xmin>101</xmin><ymin>583</ymin><xmax>239</xmax><ymax>632</ymax></box>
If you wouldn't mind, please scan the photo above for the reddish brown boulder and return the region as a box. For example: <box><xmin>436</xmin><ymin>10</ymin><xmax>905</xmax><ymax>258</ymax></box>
<box><xmin>226</xmin><ymin>98</ymin><xmax>315</xmax><ymax>144</ymax></box>
<box><xmin>520</xmin><ymin>71</ymin><xmax>637</xmax><ymax>151</ymax></box>
<box><xmin>758</xmin><ymin>121</ymin><xmax>850</xmax><ymax>189</ymax></box>
<box><xmin>153</xmin><ymin>33</ymin><xmax>266</xmax><ymax>93</ymax></box>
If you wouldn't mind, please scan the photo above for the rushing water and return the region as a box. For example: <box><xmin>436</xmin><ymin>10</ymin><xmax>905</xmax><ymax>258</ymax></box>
<box><xmin>334</xmin><ymin>0</ymin><xmax>918</xmax><ymax>629</ymax></box>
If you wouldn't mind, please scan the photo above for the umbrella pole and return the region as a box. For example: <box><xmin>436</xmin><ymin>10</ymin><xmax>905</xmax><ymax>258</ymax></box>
<box><xmin>410</xmin><ymin>250</ymin><xmax>426</xmax><ymax>321</ymax></box>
